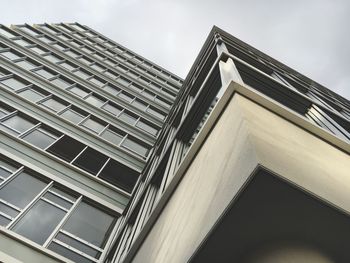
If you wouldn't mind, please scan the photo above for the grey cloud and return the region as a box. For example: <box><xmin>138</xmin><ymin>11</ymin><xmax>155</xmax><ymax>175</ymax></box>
<box><xmin>0</xmin><ymin>0</ymin><xmax>349</xmax><ymax>98</ymax></box>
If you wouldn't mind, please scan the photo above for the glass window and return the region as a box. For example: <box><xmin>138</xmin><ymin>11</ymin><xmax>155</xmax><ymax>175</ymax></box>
<box><xmin>60</xmin><ymin>62</ymin><xmax>77</xmax><ymax>71</ymax></box>
<box><xmin>103</xmin><ymin>84</ymin><xmax>120</xmax><ymax>95</ymax></box>
<box><xmin>0</xmin><ymin>202</ymin><xmax>19</xmax><ymax>218</ymax></box>
<box><xmin>48</xmin><ymin>242</ymin><xmax>95</xmax><ymax>263</ymax></box>
<box><xmin>147</xmin><ymin>107</ymin><xmax>166</xmax><ymax>120</ymax></box>
<box><xmin>70</xmin><ymin>86</ymin><xmax>89</xmax><ymax>98</ymax></box>
<box><xmin>73</xmin><ymin>70</ymin><xmax>91</xmax><ymax>79</ymax></box>
<box><xmin>89</xmin><ymin>77</ymin><xmax>105</xmax><ymax>87</ymax></box>
<box><xmin>0</xmin><ymin>215</ymin><xmax>11</xmax><ymax>226</ymax></box>
<box><xmin>118</xmin><ymin>92</ymin><xmax>134</xmax><ymax>103</ymax></box>
<box><xmin>116</xmin><ymin>77</ymin><xmax>130</xmax><ymax>86</ymax></box>
<box><xmin>73</xmin><ymin>147</ymin><xmax>108</xmax><ymax>175</ymax></box>
<box><xmin>52</xmin><ymin>43</ymin><xmax>66</xmax><ymax>51</ymax></box>
<box><xmin>43</xmin><ymin>192</ymin><xmax>72</xmax><ymax>210</ymax></box>
<box><xmin>122</xmin><ymin>137</ymin><xmax>149</xmax><ymax>157</ymax></box>
<box><xmin>2</xmin><ymin>114</ymin><xmax>37</xmax><ymax>133</ymax></box>
<box><xmin>22</xmin><ymin>128</ymin><xmax>58</xmax><ymax>149</ymax></box>
<box><xmin>20</xmin><ymin>26</ymin><xmax>39</xmax><ymax>36</ymax></box>
<box><xmin>136</xmin><ymin>120</ymin><xmax>158</xmax><ymax>136</ymax></box>
<box><xmin>34</xmin><ymin>69</ymin><xmax>56</xmax><ymax>79</ymax></box>
<box><xmin>99</xmin><ymin>160</ymin><xmax>139</xmax><ymax>192</ymax></box>
<box><xmin>1</xmin><ymin>51</ymin><xmax>22</xmax><ymax>60</ymax></box>
<box><xmin>62</xmin><ymin>201</ymin><xmax>115</xmax><ymax>247</ymax></box>
<box><xmin>13</xmin><ymin>199</ymin><xmax>66</xmax><ymax>245</ymax></box>
<box><xmin>44</xmin><ymin>54</ymin><xmax>62</xmax><ymax>63</ymax></box>
<box><xmin>1</xmin><ymin>77</ymin><xmax>28</xmax><ymax>91</ymax></box>
<box><xmin>15</xmin><ymin>60</ymin><xmax>37</xmax><ymax>71</ymax></box>
<box><xmin>101</xmin><ymin>129</ymin><xmax>124</xmax><ymax>145</ymax></box>
<box><xmin>0</xmin><ymin>157</ymin><xmax>19</xmax><ymax>180</ymax></box>
<box><xmin>90</xmin><ymin>63</ymin><xmax>105</xmax><ymax>72</ymax></box>
<box><xmin>85</xmin><ymin>95</ymin><xmax>105</xmax><ymax>107</ymax></box>
<box><xmin>51</xmin><ymin>78</ymin><xmax>72</xmax><ymax>89</ymax></box>
<box><xmin>30</xmin><ymin>46</ymin><xmax>47</xmax><ymax>55</ymax></box>
<box><xmin>41</xmin><ymin>98</ymin><xmax>68</xmax><ymax>112</ymax></box>
<box><xmin>18</xmin><ymin>88</ymin><xmax>46</xmax><ymax>102</ymax></box>
<box><xmin>47</xmin><ymin>136</ymin><xmax>85</xmax><ymax>162</ymax></box>
<box><xmin>0</xmin><ymin>27</ymin><xmax>16</xmax><ymax>38</ymax></box>
<box><xmin>102</xmin><ymin>103</ymin><xmax>121</xmax><ymax>116</ymax></box>
<box><xmin>50</xmin><ymin>186</ymin><xmax>76</xmax><ymax>202</ymax></box>
<box><xmin>55</xmin><ymin>232</ymin><xmax>101</xmax><ymax>258</ymax></box>
<box><xmin>81</xmin><ymin>118</ymin><xmax>106</xmax><ymax>134</ymax></box>
<box><xmin>131</xmin><ymin>99</ymin><xmax>147</xmax><ymax>111</ymax></box>
<box><xmin>119</xmin><ymin>111</ymin><xmax>137</xmax><ymax>125</ymax></box>
<box><xmin>60</xmin><ymin>108</ymin><xmax>85</xmax><ymax>124</ymax></box>
<box><xmin>0</xmin><ymin>172</ymin><xmax>47</xmax><ymax>209</ymax></box>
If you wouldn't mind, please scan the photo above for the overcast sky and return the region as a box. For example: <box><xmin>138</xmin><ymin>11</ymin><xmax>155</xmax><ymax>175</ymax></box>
<box><xmin>1</xmin><ymin>0</ymin><xmax>349</xmax><ymax>99</ymax></box>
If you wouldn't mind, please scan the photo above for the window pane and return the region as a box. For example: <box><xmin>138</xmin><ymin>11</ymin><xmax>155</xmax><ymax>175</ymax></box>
<box><xmin>2</xmin><ymin>115</ymin><xmax>36</xmax><ymax>133</ymax></box>
<box><xmin>48</xmin><ymin>242</ymin><xmax>95</xmax><ymax>263</ymax></box>
<box><xmin>62</xmin><ymin>202</ymin><xmax>115</xmax><ymax>247</ymax></box>
<box><xmin>1</xmin><ymin>51</ymin><xmax>22</xmax><ymax>60</ymax></box>
<box><xmin>101</xmin><ymin>129</ymin><xmax>124</xmax><ymax>145</ymax></box>
<box><xmin>34</xmin><ymin>69</ymin><xmax>56</xmax><ymax>79</ymax></box>
<box><xmin>73</xmin><ymin>147</ymin><xmax>108</xmax><ymax>175</ymax></box>
<box><xmin>56</xmin><ymin>232</ymin><xmax>101</xmax><ymax>258</ymax></box>
<box><xmin>43</xmin><ymin>192</ymin><xmax>72</xmax><ymax>210</ymax></box>
<box><xmin>41</xmin><ymin>98</ymin><xmax>67</xmax><ymax>112</ymax></box>
<box><xmin>147</xmin><ymin>107</ymin><xmax>166</xmax><ymax>120</ymax></box>
<box><xmin>122</xmin><ymin>138</ymin><xmax>149</xmax><ymax>157</ymax></box>
<box><xmin>44</xmin><ymin>55</ymin><xmax>61</xmax><ymax>63</ymax></box>
<box><xmin>131</xmin><ymin>99</ymin><xmax>147</xmax><ymax>111</ymax></box>
<box><xmin>60</xmin><ymin>62</ymin><xmax>76</xmax><ymax>71</ymax></box>
<box><xmin>70</xmin><ymin>86</ymin><xmax>89</xmax><ymax>97</ymax></box>
<box><xmin>90</xmin><ymin>77</ymin><xmax>105</xmax><ymax>87</ymax></box>
<box><xmin>51</xmin><ymin>78</ymin><xmax>71</xmax><ymax>89</ymax></box>
<box><xmin>118</xmin><ymin>92</ymin><xmax>134</xmax><ymax>103</ymax></box>
<box><xmin>18</xmin><ymin>89</ymin><xmax>45</xmax><ymax>102</ymax></box>
<box><xmin>102</xmin><ymin>103</ymin><xmax>121</xmax><ymax>116</ymax></box>
<box><xmin>81</xmin><ymin>118</ymin><xmax>105</xmax><ymax>134</ymax></box>
<box><xmin>60</xmin><ymin>109</ymin><xmax>84</xmax><ymax>124</ymax></box>
<box><xmin>50</xmin><ymin>186</ymin><xmax>76</xmax><ymax>202</ymax></box>
<box><xmin>31</xmin><ymin>46</ymin><xmax>47</xmax><ymax>55</ymax></box>
<box><xmin>1</xmin><ymin>78</ymin><xmax>28</xmax><ymax>90</ymax></box>
<box><xmin>47</xmin><ymin>136</ymin><xmax>85</xmax><ymax>162</ymax></box>
<box><xmin>13</xmin><ymin>199</ymin><xmax>66</xmax><ymax>245</ymax></box>
<box><xmin>0</xmin><ymin>214</ymin><xmax>11</xmax><ymax>226</ymax></box>
<box><xmin>22</xmin><ymin>128</ymin><xmax>58</xmax><ymax>149</ymax></box>
<box><xmin>0</xmin><ymin>202</ymin><xmax>19</xmax><ymax>218</ymax></box>
<box><xmin>0</xmin><ymin>27</ymin><xmax>16</xmax><ymax>38</ymax></box>
<box><xmin>119</xmin><ymin>112</ymin><xmax>137</xmax><ymax>125</ymax></box>
<box><xmin>136</xmin><ymin>121</ymin><xmax>158</xmax><ymax>135</ymax></box>
<box><xmin>85</xmin><ymin>95</ymin><xmax>104</xmax><ymax>107</ymax></box>
<box><xmin>103</xmin><ymin>85</ymin><xmax>120</xmax><ymax>95</ymax></box>
<box><xmin>0</xmin><ymin>172</ymin><xmax>47</xmax><ymax>209</ymax></box>
<box><xmin>16</xmin><ymin>60</ymin><xmax>37</xmax><ymax>71</ymax></box>
<box><xmin>0</xmin><ymin>167</ymin><xmax>12</xmax><ymax>179</ymax></box>
<box><xmin>73</xmin><ymin>70</ymin><xmax>91</xmax><ymax>79</ymax></box>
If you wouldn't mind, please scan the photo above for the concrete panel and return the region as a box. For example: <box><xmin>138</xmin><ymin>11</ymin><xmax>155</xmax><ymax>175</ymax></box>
<box><xmin>132</xmin><ymin>93</ymin><xmax>259</xmax><ymax>263</ymax></box>
<box><xmin>131</xmin><ymin>93</ymin><xmax>350</xmax><ymax>263</ymax></box>
<box><xmin>235</xmin><ymin>94</ymin><xmax>350</xmax><ymax>214</ymax></box>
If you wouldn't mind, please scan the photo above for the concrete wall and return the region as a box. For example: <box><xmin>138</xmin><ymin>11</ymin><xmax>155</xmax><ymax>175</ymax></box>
<box><xmin>130</xmin><ymin>92</ymin><xmax>350</xmax><ymax>263</ymax></box>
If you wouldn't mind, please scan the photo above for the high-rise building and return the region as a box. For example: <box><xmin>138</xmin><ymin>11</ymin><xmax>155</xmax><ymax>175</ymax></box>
<box><xmin>0</xmin><ymin>23</ymin><xmax>349</xmax><ymax>263</ymax></box>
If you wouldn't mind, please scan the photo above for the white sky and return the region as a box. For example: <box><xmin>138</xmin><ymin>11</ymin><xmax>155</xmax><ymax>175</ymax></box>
<box><xmin>1</xmin><ymin>0</ymin><xmax>349</xmax><ymax>99</ymax></box>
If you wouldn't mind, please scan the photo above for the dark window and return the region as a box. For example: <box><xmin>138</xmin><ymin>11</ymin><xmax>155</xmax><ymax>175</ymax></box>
<box><xmin>43</xmin><ymin>192</ymin><xmax>72</xmax><ymax>210</ymax></box>
<box><xmin>99</xmin><ymin>160</ymin><xmax>139</xmax><ymax>192</ymax></box>
<box><xmin>73</xmin><ymin>147</ymin><xmax>108</xmax><ymax>175</ymax></box>
<box><xmin>12</xmin><ymin>199</ymin><xmax>65</xmax><ymax>245</ymax></box>
<box><xmin>47</xmin><ymin>136</ymin><xmax>85</xmax><ymax>162</ymax></box>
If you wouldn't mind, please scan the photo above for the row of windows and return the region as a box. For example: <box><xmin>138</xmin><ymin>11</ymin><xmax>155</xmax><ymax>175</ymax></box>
<box><xmin>0</xmin><ymin>74</ymin><xmax>156</xmax><ymax>149</ymax></box>
<box><xmin>0</xmin><ymin>155</ymin><xmax>117</xmax><ymax>262</ymax></box>
<box><xmin>0</xmin><ymin>102</ymin><xmax>140</xmax><ymax>192</ymax></box>
<box><xmin>13</xmin><ymin>24</ymin><xmax>178</xmax><ymax>99</ymax></box>
<box><xmin>0</xmin><ymin>27</ymin><xmax>174</xmax><ymax>113</ymax></box>
<box><xmin>0</xmin><ymin>52</ymin><xmax>163</xmax><ymax>136</ymax></box>
<box><xmin>46</xmin><ymin>23</ymin><xmax>182</xmax><ymax>86</ymax></box>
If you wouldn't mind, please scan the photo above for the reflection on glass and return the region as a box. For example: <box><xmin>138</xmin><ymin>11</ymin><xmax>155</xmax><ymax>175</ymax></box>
<box><xmin>13</xmin><ymin>199</ymin><xmax>66</xmax><ymax>245</ymax></box>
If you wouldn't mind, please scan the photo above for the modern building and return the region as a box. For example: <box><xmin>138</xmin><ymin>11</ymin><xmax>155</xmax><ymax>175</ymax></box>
<box><xmin>0</xmin><ymin>23</ymin><xmax>349</xmax><ymax>263</ymax></box>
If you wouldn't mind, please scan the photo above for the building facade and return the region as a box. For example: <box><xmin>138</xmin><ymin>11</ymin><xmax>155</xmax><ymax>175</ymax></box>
<box><xmin>0</xmin><ymin>23</ymin><xmax>349</xmax><ymax>263</ymax></box>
